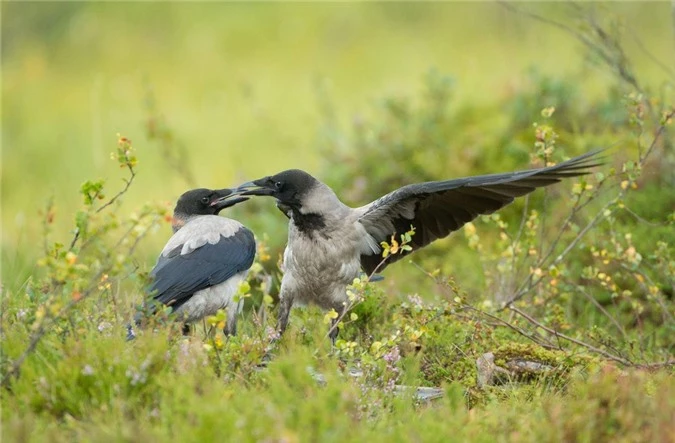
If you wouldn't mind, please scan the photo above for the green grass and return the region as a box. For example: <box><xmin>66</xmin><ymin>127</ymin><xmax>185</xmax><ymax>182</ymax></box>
<box><xmin>2</xmin><ymin>315</ymin><xmax>674</xmax><ymax>442</ymax></box>
<box><xmin>2</xmin><ymin>3</ymin><xmax>675</xmax><ymax>441</ymax></box>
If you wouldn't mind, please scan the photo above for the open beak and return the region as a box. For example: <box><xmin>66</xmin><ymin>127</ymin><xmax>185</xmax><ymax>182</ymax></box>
<box><xmin>234</xmin><ymin>177</ymin><xmax>276</xmax><ymax>197</ymax></box>
<box><xmin>210</xmin><ymin>188</ymin><xmax>250</xmax><ymax>210</ymax></box>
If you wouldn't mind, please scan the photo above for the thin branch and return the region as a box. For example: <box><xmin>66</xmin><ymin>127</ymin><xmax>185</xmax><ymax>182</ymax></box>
<box><xmin>510</xmin><ymin>195</ymin><xmax>530</xmax><ymax>288</ymax></box>
<box><xmin>499</xmin><ymin>1</ymin><xmax>578</xmax><ymax>36</ymax></box>
<box><xmin>621</xmin><ymin>264</ymin><xmax>675</xmax><ymax>324</ymax></box>
<box><xmin>635</xmin><ymin>359</ymin><xmax>675</xmax><ymax>370</ymax></box>
<box><xmin>500</xmin><ymin>2</ymin><xmax>643</xmax><ymax>94</ymax></box>
<box><xmin>144</xmin><ymin>85</ymin><xmax>196</xmax><ymax>187</ymax></box>
<box><xmin>672</xmin><ymin>0</ymin><xmax>675</xmax><ymax>60</ymax></box>
<box><xmin>550</xmin><ymin>202</ymin><xmax>610</xmax><ymax>267</ymax></box>
<box><xmin>41</xmin><ymin>197</ymin><xmax>55</xmax><ymax>256</ymax></box>
<box><xmin>502</xmin><ymin>197</ymin><xmax>614</xmax><ymax>308</ymax></box>
<box><xmin>67</xmin><ymin>161</ymin><xmax>138</xmax><ymax>253</ymax></box>
<box><xmin>536</xmin><ymin>180</ymin><xmax>609</xmax><ymax>269</ymax></box>
<box><xmin>95</xmin><ymin>163</ymin><xmax>137</xmax><ymax>214</ymax></box>
<box><xmin>642</xmin><ymin>110</ymin><xmax>674</xmax><ymax>162</ymax></box>
<box><xmin>622</xmin><ymin>206</ymin><xmax>670</xmax><ymax>227</ymax></box>
<box><xmin>563</xmin><ymin>276</ymin><xmax>628</xmax><ymax>340</ymax></box>
<box><xmin>537</xmin><ymin>154</ymin><xmax>551</xmax><ymax>260</ymax></box>
<box><xmin>628</xmin><ymin>27</ymin><xmax>675</xmax><ymax>80</ymax></box>
<box><xmin>464</xmin><ymin>304</ymin><xmax>557</xmax><ymax>350</ymax></box>
<box><xmin>509</xmin><ymin>306</ymin><xmax>633</xmax><ymax>365</ymax></box>
<box><xmin>68</xmin><ymin>231</ymin><xmax>80</xmax><ymax>252</ymax></box>
<box><xmin>410</xmin><ymin>261</ymin><xmax>558</xmax><ymax>350</ymax></box>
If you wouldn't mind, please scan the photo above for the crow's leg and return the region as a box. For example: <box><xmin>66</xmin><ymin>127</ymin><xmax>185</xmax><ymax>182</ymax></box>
<box><xmin>276</xmin><ymin>293</ymin><xmax>294</xmax><ymax>337</ymax></box>
<box><xmin>223</xmin><ymin>321</ymin><xmax>237</xmax><ymax>337</ymax></box>
<box><xmin>224</xmin><ymin>298</ymin><xmax>244</xmax><ymax>336</ymax></box>
<box><xmin>259</xmin><ymin>294</ymin><xmax>295</xmax><ymax>367</ymax></box>
<box><xmin>328</xmin><ymin>318</ymin><xmax>340</xmax><ymax>348</ymax></box>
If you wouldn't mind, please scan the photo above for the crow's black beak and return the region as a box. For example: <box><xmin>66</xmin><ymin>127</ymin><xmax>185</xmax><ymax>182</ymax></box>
<box><xmin>210</xmin><ymin>188</ymin><xmax>249</xmax><ymax>211</ymax></box>
<box><xmin>234</xmin><ymin>178</ymin><xmax>276</xmax><ymax>197</ymax></box>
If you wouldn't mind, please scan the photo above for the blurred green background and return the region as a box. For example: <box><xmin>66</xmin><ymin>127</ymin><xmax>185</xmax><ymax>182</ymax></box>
<box><xmin>2</xmin><ymin>2</ymin><xmax>673</xmax><ymax>290</ymax></box>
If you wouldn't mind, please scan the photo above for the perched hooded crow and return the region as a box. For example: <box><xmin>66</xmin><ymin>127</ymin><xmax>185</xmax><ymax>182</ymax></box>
<box><xmin>234</xmin><ymin>150</ymin><xmax>603</xmax><ymax>341</ymax></box>
<box><xmin>131</xmin><ymin>188</ymin><xmax>255</xmax><ymax>339</ymax></box>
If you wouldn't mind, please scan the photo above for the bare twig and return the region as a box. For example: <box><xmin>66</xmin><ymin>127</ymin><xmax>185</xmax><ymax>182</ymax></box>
<box><xmin>635</xmin><ymin>359</ymin><xmax>675</xmax><ymax>370</ymax></box>
<box><xmin>642</xmin><ymin>110</ymin><xmax>674</xmax><ymax>161</ymax></box>
<box><xmin>622</xmin><ymin>264</ymin><xmax>675</xmax><ymax>324</ymax></box>
<box><xmin>41</xmin><ymin>197</ymin><xmax>55</xmax><ymax>256</ymax></box>
<box><xmin>563</xmin><ymin>276</ymin><xmax>629</xmax><ymax>340</ymax></box>
<box><xmin>500</xmin><ymin>2</ymin><xmax>643</xmax><ymax>94</ymax></box>
<box><xmin>672</xmin><ymin>0</ymin><xmax>675</xmax><ymax>58</ymax></box>
<box><xmin>509</xmin><ymin>306</ymin><xmax>633</xmax><ymax>365</ymax></box>
<box><xmin>537</xmin><ymin>155</ymin><xmax>550</xmax><ymax>260</ymax></box>
<box><xmin>502</xmin><ymin>197</ymin><xmax>614</xmax><ymax>308</ymax></box>
<box><xmin>536</xmin><ymin>179</ymin><xmax>610</xmax><ymax>268</ymax></box>
<box><xmin>95</xmin><ymin>163</ymin><xmax>137</xmax><ymax>214</ymax></box>
<box><xmin>510</xmin><ymin>195</ymin><xmax>530</xmax><ymax>288</ymax></box>
<box><xmin>68</xmin><ymin>231</ymin><xmax>81</xmax><ymax>252</ymax></box>
<box><xmin>144</xmin><ymin>85</ymin><xmax>196</xmax><ymax>187</ymax></box>
<box><xmin>622</xmin><ymin>206</ymin><xmax>670</xmax><ymax>227</ymax></box>
<box><xmin>628</xmin><ymin>27</ymin><xmax>675</xmax><ymax>80</ymax></box>
<box><xmin>465</xmin><ymin>305</ymin><xmax>558</xmax><ymax>350</ymax></box>
<box><xmin>67</xmin><ymin>157</ymin><xmax>138</xmax><ymax>253</ymax></box>
<box><xmin>410</xmin><ymin>262</ymin><xmax>558</xmax><ymax>350</ymax></box>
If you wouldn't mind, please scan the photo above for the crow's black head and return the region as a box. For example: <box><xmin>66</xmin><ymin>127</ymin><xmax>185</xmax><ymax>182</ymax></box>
<box><xmin>235</xmin><ymin>169</ymin><xmax>320</xmax><ymax>210</ymax></box>
<box><xmin>174</xmin><ymin>188</ymin><xmax>248</xmax><ymax>217</ymax></box>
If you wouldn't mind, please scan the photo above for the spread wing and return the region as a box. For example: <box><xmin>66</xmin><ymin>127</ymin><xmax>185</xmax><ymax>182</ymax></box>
<box><xmin>149</xmin><ymin>221</ymin><xmax>256</xmax><ymax>311</ymax></box>
<box><xmin>356</xmin><ymin>150</ymin><xmax>603</xmax><ymax>274</ymax></box>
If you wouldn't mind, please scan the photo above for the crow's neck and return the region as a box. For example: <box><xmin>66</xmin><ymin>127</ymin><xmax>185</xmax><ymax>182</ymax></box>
<box><xmin>171</xmin><ymin>212</ymin><xmax>195</xmax><ymax>233</ymax></box>
<box><xmin>291</xmin><ymin>209</ymin><xmax>327</xmax><ymax>237</ymax></box>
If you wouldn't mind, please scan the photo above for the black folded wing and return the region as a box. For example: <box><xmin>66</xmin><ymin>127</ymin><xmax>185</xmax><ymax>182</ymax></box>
<box><xmin>149</xmin><ymin>227</ymin><xmax>256</xmax><ymax>311</ymax></box>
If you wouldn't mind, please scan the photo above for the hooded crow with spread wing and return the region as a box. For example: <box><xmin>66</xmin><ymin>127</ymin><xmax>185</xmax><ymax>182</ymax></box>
<box><xmin>234</xmin><ymin>151</ymin><xmax>603</xmax><ymax>341</ymax></box>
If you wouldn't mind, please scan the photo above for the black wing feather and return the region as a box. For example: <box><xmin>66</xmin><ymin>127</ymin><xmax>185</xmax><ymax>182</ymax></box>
<box><xmin>149</xmin><ymin>228</ymin><xmax>256</xmax><ymax>310</ymax></box>
<box><xmin>359</xmin><ymin>150</ymin><xmax>603</xmax><ymax>274</ymax></box>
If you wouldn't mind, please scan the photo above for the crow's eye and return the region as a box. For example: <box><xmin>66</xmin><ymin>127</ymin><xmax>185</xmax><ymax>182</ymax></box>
<box><xmin>201</xmin><ymin>197</ymin><xmax>210</xmax><ymax>204</ymax></box>
<box><xmin>274</xmin><ymin>181</ymin><xmax>283</xmax><ymax>189</ymax></box>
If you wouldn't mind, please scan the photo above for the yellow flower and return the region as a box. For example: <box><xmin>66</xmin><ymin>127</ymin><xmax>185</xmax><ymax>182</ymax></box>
<box><xmin>464</xmin><ymin>222</ymin><xmax>476</xmax><ymax>236</ymax></box>
<box><xmin>323</xmin><ymin>309</ymin><xmax>339</xmax><ymax>324</ymax></box>
<box><xmin>65</xmin><ymin>252</ymin><xmax>77</xmax><ymax>265</ymax></box>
